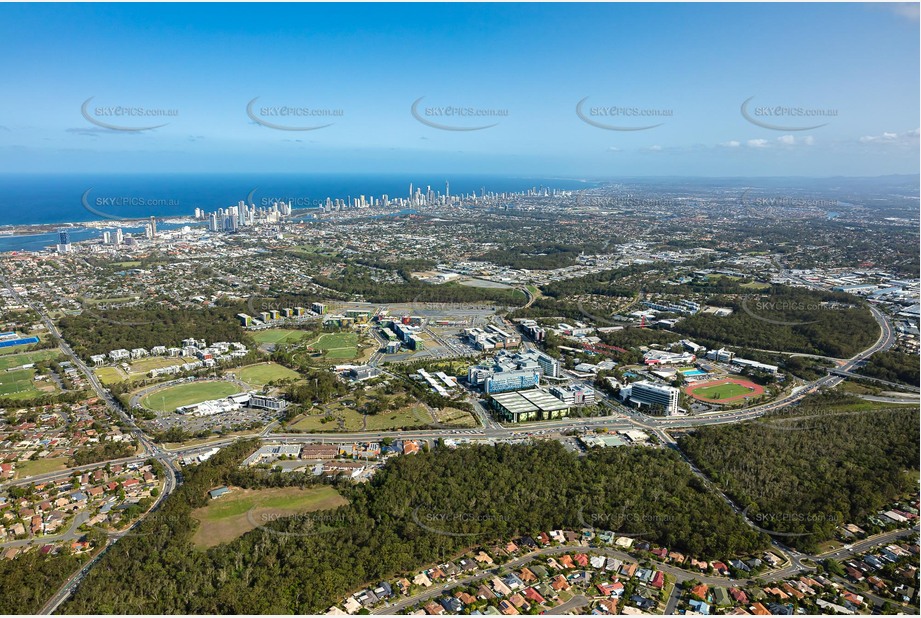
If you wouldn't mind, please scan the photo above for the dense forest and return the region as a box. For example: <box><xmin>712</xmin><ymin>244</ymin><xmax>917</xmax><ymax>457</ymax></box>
<box><xmin>507</xmin><ymin>297</ymin><xmax>593</xmax><ymax>322</ymax></box>
<box><xmin>312</xmin><ymin>269</ymin><xmax>526</xmax><ymax>306</ymax></box>
<box><xmin>478</xmin><ymin>242</ymin><xmax>603</xmax><ymax>270</ymax></box>
<box><xmin>533</xmin><ymin>268</ymin><xmax>879</xmax><ymax>359</ymax></box>
<box><xmin>62</xmin><ymin>440</ymin><xmax>766</xmax><ymax>614</ymax></box>
<box><xmin>855</xmin><ymin>350</ymin><xmax>920</xmax><ymax>386</ymax></box>
<box><xmin>58</xmin><ymin>305</ymin><xmax>250</xmax><ymax>358</ymax></box>
<box><xmin>283</xmin><ymin>368</ymin><xmax>349</xmax><ymax>406</ymax></box>
<box><xmin>0</xmin><ymin>551</ymin><xmax>88</xmax><ymax>613</ymax></box>
<box><xmin>673</xmin><ymin>289</ymin><xmax>878</xmax><ymax>357</ymax></box>
<box><xmin>539</xmin><ymin>263</ymin><xmax>659</xmax><ymax>299</ymax></box>
<box><xmin>598</xmin><ymin>327</ymin><xmax>682</xmax><ymax>349</ymax></box>
<box><xmin>678</xmin><ymin>393</ymin><xmax>919</xmax><ymax>552</ymax></box>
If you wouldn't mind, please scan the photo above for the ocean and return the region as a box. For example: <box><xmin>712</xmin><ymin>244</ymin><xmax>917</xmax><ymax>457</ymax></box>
<box><xmin>0</xmin><ymin>173</ymin><xmax>594</xmax><ymax>252</ymax></box>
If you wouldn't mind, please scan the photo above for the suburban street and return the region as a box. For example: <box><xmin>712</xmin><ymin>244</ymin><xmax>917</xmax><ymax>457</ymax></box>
<box><xmin>374</xmin><ymin>527</ymin><xmax>920</xmax><ymax>615</ymax></box>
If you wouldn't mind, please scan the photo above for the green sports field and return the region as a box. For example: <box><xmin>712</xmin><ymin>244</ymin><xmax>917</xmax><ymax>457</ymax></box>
<box><xmin>310</xmin><ymin>332</ymin><xmax>359</xmax><ymax>360</ymax></box>
<box><xmin>0</xmin><ymin>368</ymin><xmax>57</xmax><ymax>399</ymax></box>
<box><xmin>233</xmin><ymin>362</ymin><xmax>300</xmax><ymax>387</ymax></box>
<box><xmin>691</xmin><ymin>382</ymin><xmax>753</xmax><ymax>399</ymax></box>
<box><xmin>252</xmin><ymin>329</ymin><xmax>309</xmax><ymax>345</ymax></box>
<box><xmin>0</xmin><ymin>369</ymin><xmax>35</xmax><ymax>395</ymax></box>
<box><xmin>140</xmin><ymin>381</ymin><xmax>243</xmax><ymax>412</ymax></box>
<box><xmin>685</xmin><ymin>378</ymin><xmax>764</xmax><ymax>403</ymax></box>
<box><xmin>0</xmin><ymin>349</ymin><xmax>62</xmax><ymax>370</ymax></box>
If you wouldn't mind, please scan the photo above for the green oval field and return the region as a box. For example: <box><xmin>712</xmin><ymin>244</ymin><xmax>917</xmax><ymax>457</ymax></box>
<box><xmin>140</xmin><ymin>381</ymin><xmax>243</xmax><ymax>412</ymax></box>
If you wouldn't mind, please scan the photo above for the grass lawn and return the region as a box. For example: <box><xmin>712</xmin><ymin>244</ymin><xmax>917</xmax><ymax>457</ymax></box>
<box><xmin>310</xmin><ymin>332</ymin><xmax>360</xmax><ymax>361</ymax></box>
<box><xmin>0</xmin><ymin>349</ymin><xmax>63</xmax><ymax>370</ymax></box>
<box><xmin>837</xmin><ymin>381</ymin><xmax>881</xmax><ymax>396</ymax></box>
<box><xmin>95</xmin><ymin>366</ymin><xmax>126</xmax><ymax>385</ymax></box>
<box><xmin>140</xmin><ymin>380</ymin><xmax>243</xmax><ymax>412</ymax></box>
<box><xmin>14</xmin><ymin>457</ymin><xmax>70</xmax><ymax>478</ymax></box>
<box><xmin>433</xmin><ymin>407</ymin><xmax>478</xmax><ymax>428</ymax></box>
<box><xmin>289</xmin><ymin>403</ymin><xmax>475</xmax><ymax>432</ymax></box>
<box><xmin>252</xmin><ymin>329</ymin><xmax>309</xmax><ymax>345</ymax></box>
<box><xmin>231</xmin><ymin>362</ymin><xmax>300</xmax><ymax>387</ymax></box>
<box><xmin>190</xmin><ymin>486</ymin><xmax>347</xmax><ymax>549</ymax></box>
<box><xmin>364</xmin><ymin>405</ymin><xmax>433</xmax><ymax>430</ymax></box>
<box><xmin>289</xmin><ymin>403</ymin><xmax>432</xmax><ymax>432</ymax></box>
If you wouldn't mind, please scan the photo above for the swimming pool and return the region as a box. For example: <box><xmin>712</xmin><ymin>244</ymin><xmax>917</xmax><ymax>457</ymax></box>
<box><xmin>680</xmin><ymin>369</ymin><xmax>707</xmax><ymax>376</ymax></box>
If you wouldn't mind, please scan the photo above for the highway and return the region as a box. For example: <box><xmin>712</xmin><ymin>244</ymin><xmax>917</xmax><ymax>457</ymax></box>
<box><xmin>829</xmin><ymin>368</ymin><xmax>920</xmax><ymax>392</ymax></box>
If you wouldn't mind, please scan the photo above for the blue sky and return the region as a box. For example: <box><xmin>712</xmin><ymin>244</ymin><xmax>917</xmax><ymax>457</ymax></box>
<box><xmin>0</xmin><ymin>2</ymin><xmax>918</xmax><ymax>177</ymax></box>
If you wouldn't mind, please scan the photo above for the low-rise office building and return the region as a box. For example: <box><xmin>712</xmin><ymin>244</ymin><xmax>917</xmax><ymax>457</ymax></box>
<box><xmin>490</xmin><ymin>389</ymin><xmax>571</xmax><ymax>422</ymax></box>
<box><xmin>549</xmin><ymin>384</ymin><xmax>596</xmax><ymax>406</ymax></box>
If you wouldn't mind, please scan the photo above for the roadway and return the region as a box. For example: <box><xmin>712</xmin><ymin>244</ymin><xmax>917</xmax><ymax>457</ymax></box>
<box><xmin>0</xmin><ymin>272</ymin><xmax>180</xmax><ymax>614</ymax></box>
<box><xmin>829</xmin><ymin>369</ymin><xmax>920</xmax><ymax>393</ymax></box>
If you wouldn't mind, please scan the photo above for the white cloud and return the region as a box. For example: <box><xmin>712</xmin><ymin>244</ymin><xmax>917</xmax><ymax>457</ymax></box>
<box><xmin>720</xmin><ymin>140</ymin><xmax>740</xmax><ymax>148</ymax></box>
<box><xmin>777</xmin><ymin>135</ymin><xmax>796</xmax><ymax>145</ymax></box>
<box><xmin>648</xmin><ymin>145</ymin><xmax>662</xmax><ymax>151</ymax></box>
<box><xmin>747</xmin><ymin>139</ymin><xmax>769</xmax><ymax>148</ymax></box>
<box><xmin>803</xmin><ymin>136</ymin><xmax>815</xmax><ymax>146</ymax></box>
<box><xmin>607</xmin><ymin>146</ymin><xmax>621</xmax><ymax>152</ymax></box>
<box><xmin>859</xmin><ymin>130</ymin><xmax>915</xmax><ymax>143</ymax></box>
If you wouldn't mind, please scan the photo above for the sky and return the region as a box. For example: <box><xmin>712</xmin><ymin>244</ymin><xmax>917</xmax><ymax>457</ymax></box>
<box><xmin>0</xmin><ymin>2</ymin><xmax>918</xmax><ymax>178</ymax></box>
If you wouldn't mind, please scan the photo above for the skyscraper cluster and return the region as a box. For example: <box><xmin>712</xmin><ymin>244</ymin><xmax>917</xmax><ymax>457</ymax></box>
<box><xmin>197</xmin><ymin>200</ymin><xmax>292</xmax><ymax>232</ymax></box>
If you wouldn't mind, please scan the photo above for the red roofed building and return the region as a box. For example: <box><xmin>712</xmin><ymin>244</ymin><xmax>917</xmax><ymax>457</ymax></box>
<box><xmin>523</xmin><ymin>587</ymin><xmax>545</xmax><ymax>605</ymax></box>
<box><xmin>550</xmin><ymin>575</ymin><xmax>571</xmax><ymax>591</ymax></box>
<box><xmin>690</xmin><ymin>584</ymin><xmax>709</xmax><ymax>600</ymax></box>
